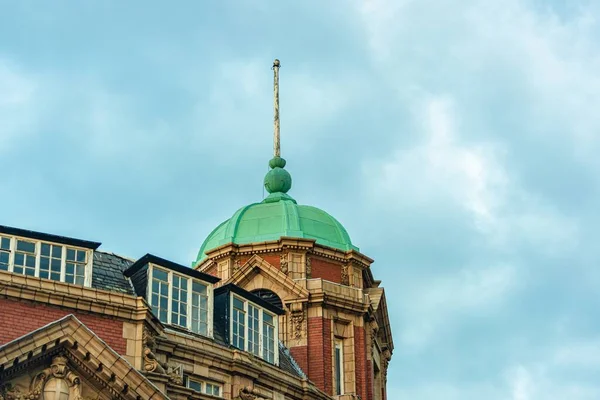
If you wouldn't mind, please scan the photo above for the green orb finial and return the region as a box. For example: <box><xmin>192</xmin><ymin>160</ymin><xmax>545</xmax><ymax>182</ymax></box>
<box><xmin>264</xmin><ymin>157</ymin><xmax>292</xmax><ymax>194</ymax></box>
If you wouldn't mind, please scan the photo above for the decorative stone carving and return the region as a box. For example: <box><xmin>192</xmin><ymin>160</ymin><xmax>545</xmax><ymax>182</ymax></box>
<box><xmin>291</xmin><ymin>311</ymin><xmax>304</xmax><ymax>339</ymax></box>
<box><xmin>305</xmin><ymin>255</ymin><xmax>311</xmax><ymax>279</ymax></box>
<box><xmin>238</xmin><ymin>387</ymin><xmax>268</xmax><ymax>400</ymax></box>
<box><xmin>1</xmin><ymin>355</ymin><xmax>83</xmax><ymax>400</ymax></box>
<box><xmin>341</xmin><ymin>263</ymin><xmax>350</xmax><ymax>286</ymax></box>
<box><xmin>142</xmin><ymin>326</ymin><xmax>165</xmax><ymax>374</ymax></box>
<box><xmin>280</xmin><ymin>253</ymin><xmax>288</xmax><ymax>275</ymax></box>
<box><xmin>166</xmin><ymin>364</ymin><xmax>183</xmax><ymax>385</ymax></box>
<box><xmin>233</xmin><ymin>258</ymin><xmax>242</xmax><ymax>274</ymax></box>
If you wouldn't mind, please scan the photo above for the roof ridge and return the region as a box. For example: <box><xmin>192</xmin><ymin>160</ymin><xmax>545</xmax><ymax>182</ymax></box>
<box><xmin>95</xmin><ymin>250</ymin><xmax>136</xmax><ymax>262</ymax></box>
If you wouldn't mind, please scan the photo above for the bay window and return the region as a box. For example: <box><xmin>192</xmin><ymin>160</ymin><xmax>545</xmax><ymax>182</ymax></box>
<box><xmin>149</xmin><ymin>265</ymin><xmax>213</xmax><ymax>337</ymax></box>
<box><xmin>230</xmin><ymin>295</ymin><xmax>279</xmax><ymax>365</ymax></box>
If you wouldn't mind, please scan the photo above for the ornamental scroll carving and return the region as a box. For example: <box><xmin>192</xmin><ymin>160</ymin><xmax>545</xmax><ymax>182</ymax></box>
<box><xmin>291</xmin><ymin>311</ymin><xmax>304</xmax><ymax>339</ymax></box>
<box><xmin>233</xmin><ymin>258</ymin><xmax>242</xmax><ymax>274</ymax></box>
<box><xmin>142</xmin><ymin>326</ymin><xmax>165</xmax><ymax>374</ymax></box>
<box><xmin>305</xmin><ymin>255</ymin><xmax>312</xmax><ymax>279</ymax></box>
<box><xmin>166</xmin><ymin>364</ymin><xmax>183</xmax><ymax>385</ymax></box>
<box><xmin>0</xmin><ymin>355</ymin><xmax>83</xmax><ymax>400</ymax></box>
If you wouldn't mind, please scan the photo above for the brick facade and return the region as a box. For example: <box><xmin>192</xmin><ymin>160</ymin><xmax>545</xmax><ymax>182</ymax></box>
<box><xmin>0</xmin><ymin>297</ymin><xmax>126</xmax><ymax>354</ymax></box>
<box><xmin>354</xmin><ymin>326</ymin><xmax>367</xmax><ymax>400</ymax></box>
<box><xmin>310</xmin><ymin>258</ymin><xmax>341</xmax><ymax>284</ymax></box>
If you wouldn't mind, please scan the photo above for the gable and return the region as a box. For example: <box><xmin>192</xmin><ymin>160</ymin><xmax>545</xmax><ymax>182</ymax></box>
<box><xmin>225</xmin><ymin>254</ymin><xmax>309</xmax><ymax>303</ymax></box>
<box><xmin>0</xmin><ymin>315</ymin><xmax>168</xmax><ymax>400</ymax></box>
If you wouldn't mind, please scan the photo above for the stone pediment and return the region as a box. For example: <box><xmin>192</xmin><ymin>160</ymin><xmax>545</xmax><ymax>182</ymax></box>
<box><xmin>225</xmin><ymin>254</ymin><xmax>309</xmax><ymax>303</ymax></box>
<box><xmin>0</xmin><ymin>315</ymin><xmax>167</xmax><ymax>400</ymax></box>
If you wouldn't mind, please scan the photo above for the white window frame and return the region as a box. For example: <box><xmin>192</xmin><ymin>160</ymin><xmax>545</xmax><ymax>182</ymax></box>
<box><xmin>229</xmin><ymin>294</ymin><xmax>279</xmax><ymax>365</ymax></box>
<box><xmin>334</xmin><ymin>339</ymin><xmax>345</xmax><ymax>396</ymax></box>
<box><xmin>0</xmin><ymin>234</ymin><xmax>93</xmax><ymax>286</ymax></box>
<box><xmin>147</xmin><ymin>264</ymin><xmax>214</xmax><ymax>338</ymax></box>
<box><xmin>186</xmin><ymin>376</ymin><xmax>222</xmax><ymax>397</ymax></box>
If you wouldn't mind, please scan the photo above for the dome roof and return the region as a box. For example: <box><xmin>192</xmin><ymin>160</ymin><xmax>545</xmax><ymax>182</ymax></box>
<box><xmin>195</xmin><ymin>158</ymin><xmax>358</xmax><ymax>264</ymax></box>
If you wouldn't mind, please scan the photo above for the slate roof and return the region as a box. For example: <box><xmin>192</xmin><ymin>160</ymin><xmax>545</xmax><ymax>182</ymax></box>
<box><xmin>92</xmin><ymin>251</ymin><xmax>136</xmax><ymax>295</ymax></box>
<box><xmin>91</xmin><ymin>251</ymin><xmax>306</xmax><ymax>378</ymax></box>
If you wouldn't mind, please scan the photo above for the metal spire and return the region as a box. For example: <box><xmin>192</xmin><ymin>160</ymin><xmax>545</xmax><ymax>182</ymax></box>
<box><xmin>273</xmin><ymin>59</ymin><xmax>281</xmax><ymax>158</ymax></box>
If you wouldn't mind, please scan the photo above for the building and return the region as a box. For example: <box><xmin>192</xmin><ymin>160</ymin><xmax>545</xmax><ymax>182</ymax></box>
<box><xmin>0</xmin><ymin>60</ymin><xmax>393</xmax><ymax>400</ymax></box>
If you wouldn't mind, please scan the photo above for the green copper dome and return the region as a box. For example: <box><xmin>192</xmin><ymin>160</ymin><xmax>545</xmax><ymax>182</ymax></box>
<box><xmin>195</xmin><ymin>157</ymin><xmax>358</xmax><ymax>263</ymax></box>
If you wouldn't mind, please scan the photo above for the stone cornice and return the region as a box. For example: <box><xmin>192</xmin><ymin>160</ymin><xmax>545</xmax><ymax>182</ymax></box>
<box><xmin>158</xmin><ymin>330</ymin><xmax>331</xmax><ymax>400</ymax></box>
<box><xmin>305</xmin><ymin>279</ymin><xmax>370</xmax><ymax>314</ymax></box>
<box><xmin>0</xmin><ymin>270</ymin><xmax>152</xmax><ymax>322</ymax></box>
<box><xmin>197</xmin><ymin>238</ymin><xmax>373</xmax><ymax>270</ymax></box>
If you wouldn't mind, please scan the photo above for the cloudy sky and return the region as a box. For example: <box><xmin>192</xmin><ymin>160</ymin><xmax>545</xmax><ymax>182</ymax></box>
<box><xmin>1</xmin><ymin>0</ymin><xmax>599</xmax><ymax>398</ymax></box>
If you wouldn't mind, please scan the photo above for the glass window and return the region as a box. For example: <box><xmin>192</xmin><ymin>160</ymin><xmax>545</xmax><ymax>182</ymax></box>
<box><xmin>65</xmin><ymin>248</ymin><xmax>86</xmax><ymax>285</ymax></box>
<box><xmin>248</xmin><ymin>304</ymin><xmax>260</xmax><ymax>356</ymax></box>
<box><xmin>263</xmin><ymin>312</ymin><xmax>275</xmax><ymax>364</ymax></box>
<box><xmin>334</xmin><ymin>340</ymin><xmax>344</xmax><ymax>395</ymax></box>
<box><xmin>151</xmin><ymin>268</ymin><xmax>169</xmax><ymax>323</ymax></box>
<box><xmin>40</xmin><ymin>243</ymin><xmax>63</xmax><ymax>281</ymax></box>
<box><xmin>0</xmin><ymin>236</ymin><xmax>10</xmax><ymax>271</ymax></box>
<box><xmin>232</xmin><ymin>297</ymin><xmax>246</xmax><ymax>350</ymax></box>
<box><xmin>14</xmin><ymin>239</ymin><xmax>36</xmax><ymax>276</ymax></box>
<box><xmin>171</xmin><ymin>274</ymin><xmax>188</xmax><ymax>327</ymax></box>
<box><xmin>188</xmin><ymin>379</ymin><xmax>202</xmax><ymax>392</ymax></box>
<box><xmin>191</xmin><ymin>281</ymin><xmax>209</xmax><ymax>335</ymax></box>
<box><xmin>205</xmin><ymin>383</ymin><xmax>220</xmax><ymax>396</ymax></box>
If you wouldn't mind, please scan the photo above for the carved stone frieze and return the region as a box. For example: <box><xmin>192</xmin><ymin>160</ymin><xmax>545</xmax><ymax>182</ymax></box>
<box><xmin>233</xmin><ymin>258</ymin><xmax>242</xmax><ymax>274</ymax></box>
<box><xmin>166</xmin><ymin>364</ymin><xmax>183</xmax><ymax>385</ymax></box>
<box><xmin>238</xmin><ymin>386</ymin><xmax>269</xmax><ymax>400</ymax></box>
<box><xmin>0</xmin><ymin>355</ymin><xmax>83</xmax><ymax>400</ymax></box>
<box><xmin>305</xmin><ymin>255</ymin><xmax>312</xmax><ymax>279</ymax></box>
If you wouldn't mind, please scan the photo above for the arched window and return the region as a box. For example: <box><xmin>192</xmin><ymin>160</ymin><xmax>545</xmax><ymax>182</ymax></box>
<box><xmin>251</xmin><ymin>289</ymin><xmax>283</xmax><ymax>310</ymax></box>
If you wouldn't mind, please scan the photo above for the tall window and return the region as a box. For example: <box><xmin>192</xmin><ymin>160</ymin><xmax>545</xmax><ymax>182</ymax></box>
<box><xmin>151</xmin><ymin>268</ymin><xmax>169</xmax><ymax>322</ymax></box>
<box><xmin>40</xmin><ymin>243</ymin><xmax>62</xmax><ymax>281</ymax></box>
<box><xmin>191</xmin><ymin>281</ymin><xmax>209</xmax><ymax>336</ymax></box>
<box><xmin>0</xmin><ymin>236</ymin><xmax>10</xmax><ymax>271</ymax></box>
<box><xmin>334</xmin><ymin>339</ymin><xmax>344</xmax><ymax>395</ymax></box>
<box><xmin>148</xmin><ymin>266</ymin><xmax>213</xmax><ymax>337</ymax></box>
<box><xmin>171</xmin><ymin>274</ymin><xmax>188</xmax><ymax>327</ymax></box>
<box><xmin>0</xmin><ymin>235</ymin><xmax>91</xmax><ymax>285</ymax></box>
<box><xmin>65</xmin><ymin>248</ymin><xmax>86</xmax><ymax>285</ymax></box>
<box><xmin>230</xmin><ymin>295</ymin><xmax>278</xmax><ymax>365</ymax></box>
<box><xmin>263</xmin><ymin>313</ymin><xmax>275</xmax><ymax>363</ymax></box>
<box><xmin>14</xmin><ymin>239</ymin><xmax>36</xmax><ymax>276</ymax></box>
<box><xmin>232</xmin><ymin>297</ymin><xmax>246</xmax><ymax>350</ymax></box>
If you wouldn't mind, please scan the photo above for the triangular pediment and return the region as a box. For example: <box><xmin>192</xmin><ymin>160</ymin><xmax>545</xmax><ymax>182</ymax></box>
<box><xmin>0</xmin><ymin>315</ymin><xmax>168</xmax><ymax>400</ymax></box>
<box><xmin>225</xmin><ymin>254</ymin><xmax>309</xmax><ymax>303</ymax></box>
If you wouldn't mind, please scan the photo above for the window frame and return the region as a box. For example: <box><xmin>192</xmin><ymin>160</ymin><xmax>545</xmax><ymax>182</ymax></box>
<box><xmin>186</xmin><ymin>376</ymin><xmax>222</xmax><ymax>397</ymax></box>
<box><xmin>229</xmin><ymin>294</ymin><xmax>279</xmax><ymax>365</ymax></box>
<box><xmin>0</xmin><ymin>234</ymin><xmax>93</xmax><ymax>286</ymax></box>
<box><xmin>334</xmin><ymin>338</ymin><xmax>345</xmax><ymax>396</ymax></box>
<box><xmin>147</xmin><ymin>264</ymin><xmax>214</xmax><ymax>338</ymax></box>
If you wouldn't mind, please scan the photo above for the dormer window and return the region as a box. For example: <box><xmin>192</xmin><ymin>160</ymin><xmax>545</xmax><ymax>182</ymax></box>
<box><xmin>148</xmin><ymin>265</ymin><xmax>213</xmax><ymax>337</ymax></box>
<box><xmin>231</xmin><ymin>295</ymin><xmax>278</xmax><ymax>364</ymax></box>
<box><xmin>0</xmin><ymin>228</ymin><xmax>97</xmax><ymax>287</ymax></box>
<box><xmin>121</xmin><ymin>254</ymin><xmax>220</xmax><ymax>338</ymax></box>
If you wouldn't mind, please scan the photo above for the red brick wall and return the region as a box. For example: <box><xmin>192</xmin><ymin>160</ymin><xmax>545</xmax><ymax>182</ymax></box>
<box><xmin>355</xmin><ymin>326</ymin><xmax>368</xmax><ymax>399</ymax></box>
<box><xmin>205</xmin><ymin>264</ymin><xmax>218</xmax><ymax>277</ymax></box>
<box><xmin>289</xmin><ymin>345</ymin><xmax>308</xmax><ymax>376</ymax></box>
<box><xmin>367</xmin><ymin>360</ymin><xmax>374</xmax><ymax>400</ymax></box>
<box><xmin>310</xmin><ymin>258</ymin><xmax>341</xmax><ymax>284</ymax></box>
<box><xmin>0</xmin><ymin>298</ymin><xmax>126</xmax><ymax>355</ymax></box>
<box><xmin>307</xmin><ymin>317</ymin><xmax>332</xmax><ymax>395</ymax></box>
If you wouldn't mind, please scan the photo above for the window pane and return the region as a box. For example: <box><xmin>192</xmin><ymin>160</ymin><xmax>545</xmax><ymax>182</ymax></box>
<box><xmin>0</xmin><ymin>237</ymin><xmax>10</xmax><ymax>250</ymax></box>
<box><xmin>154</xmin><ymin>268</ymin><xmax>168</xmax><ymax>282</ymax></box>
<box><xmin>66</xmin><ymin>248</ymin><xmax>75</xmax><ymax>261</ymax></box>
<box><xmin>16</xmin><ymin>240</ymin><xmax>35</xmax><ymax>253</ymax></box>
<box><xmin>0</xmin><ymin>251</ymin><xmax>9</xmax><ymax>271</ymax></box>
<box><xmin>192</xmin><ymin>281</ymin><xmax>207</xmax><ymax>294</ymax></box>
<box><xmin>41</xmin><ymin>243</ymin><xmax>50</xmax><ymax>256</ymax></box>
<box><xmin>150</xmin><ymin>268</ymin><xmax>170</xmax><ymax>324</ymax></box>
<box><xmin>248</xmin><ymin>305</ymin><xmax>260</xmax><ymax>356</ymax></box>
<box><xmin>52</xmin><ymin>246</ymin><xmax>62</xmax><ymax>258</ymax></box>
<box><xmin>233</xmin><ymin>297</ymin><xmax>244</xmax><ymax>310</ymax></box>
<box><xmin>76</xmin><ymin>250</ymin><xmax>86</xmax><ymax>262</ymax></box>
<box><xmin>188</xmin><ymin>380</ymin><xmax>202</xmax><ymax>392</ymax></box>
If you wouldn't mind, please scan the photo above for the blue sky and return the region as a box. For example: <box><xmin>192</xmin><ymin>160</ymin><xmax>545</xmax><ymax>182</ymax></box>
<box><xmin>1</xmin><ymin>0</ymin><xmax>599</xmax><ymax>398</ymax></box>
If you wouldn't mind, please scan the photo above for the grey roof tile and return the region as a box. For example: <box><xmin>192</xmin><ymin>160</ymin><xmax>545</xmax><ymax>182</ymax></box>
<box><xmin>92</xmin><ymin>251</ymin><xmax>136</xmax><ymax>295</ymax></box>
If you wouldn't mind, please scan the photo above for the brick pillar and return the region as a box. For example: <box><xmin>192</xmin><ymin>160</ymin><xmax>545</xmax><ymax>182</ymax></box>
<box><xmin>355</xmin><ymin>326</ymin><xmax>368</xmax><ymax>400</ymax></box>
<box><xmin>307</xmin><ymin>317</ymin><xmax>332</xmax><ymax>394</ymax></box>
